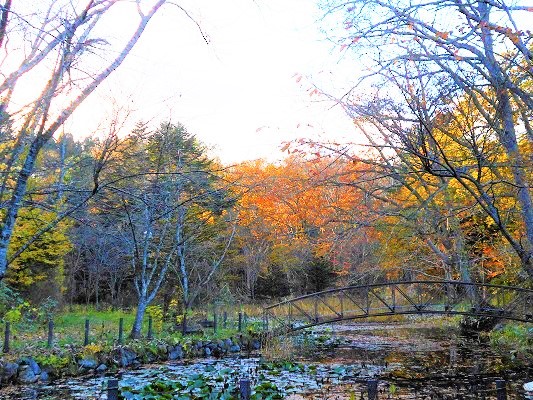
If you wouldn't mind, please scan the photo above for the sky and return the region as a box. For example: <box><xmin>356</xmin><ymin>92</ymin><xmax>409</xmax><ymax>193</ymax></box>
<box><xmin>65</xmin><ymin>0</ymin><xmax>357</xmax><ymax>164</ymax></box>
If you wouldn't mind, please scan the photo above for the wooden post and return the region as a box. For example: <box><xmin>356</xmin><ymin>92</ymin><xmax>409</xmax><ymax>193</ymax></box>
<box><xmin>495</xmin><ymin>380</ymin><xmax>507</xmax><ymax>400</ymax></box>
<box><xmin>445</xmin><ymin>282</ymin><xmax>451</xmax><ymax>312</ymax></box>
<box><xmin>391</xmin><ymin>285</ymin><xmax>396</xmax><ymax>312</ymax></box>
<box><xmin>223</xmin><ymin>311</ymin><xmax>227</xmax><ymax>329</ymax></box>
<box><xmin>240</xmin><ymin>379</ymin><xmax>251</xmax><ymax>400</ymax></box>
<box><xmin>213</xmin><ymin>311</ymin><xmax>218</xmax><ymax>333</ymax></box>
<box><xmin>288</xmin><ymin>303</ymin><xmax>292</xmax><ymax>326</ymax></box>
<box><xmin>238</xmin><ymin>312</ymin><xmax>243</xmax><ymax>332</ymax></box>
<box><xmin>118</xmin><ymin>318</ymin><xmax>124</xmax><ymax>344</ymax></box>
<box><xmin>181</xmin><ymin>311</ymin><xmax>188</xmax><ymax>335</ymax></box>
<box><xmin>3</xmin><ymin>322</ymin><xmax>10</xmax><ymax>353</ymax></box>
<box><xmin>107</xmin><ymin>378</ymin><xmax>119</xmax><ymax>400</ymax></box>
<box><xmin>367</xmin><ymin>379</ymin><xmax>378</xmax><ymax>400</ymax></box>
<box><xmin>84</xmin><ymin>319</ymin><xmax>90</xmax><ymax>346</ymax></box>
<box><xmin>263</xmin><ymin>313</ymin><xmax>269</xmax><ymax>331</ymax></box>
<box><xmin>314</xmin><ymin>296</ymin><xmax>319</xmax><ymax>323</ymax></box>
<box><xmin>366</xmin><ymin>289</ymin><xmax>370</xmax><ymax>315</ymax></box>
<box><xmin>147</xmin><ymin>316</ymin><xmax>153</xmax><ymax>339</ymax></box>
<box><xmin>47</xmin><ymin>320</ymin><xmax>54</xmax><ymax>348</ymax></box>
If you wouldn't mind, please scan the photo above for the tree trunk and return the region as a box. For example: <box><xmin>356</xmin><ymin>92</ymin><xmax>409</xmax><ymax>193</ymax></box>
<box><xmin>131</xmin><ymin>298</ymin><xmax>148</xmax><ymax>339</ymax></box>
<box><xmin>181</xmin><ymin>304</ymin><xmax>189</xmax><ymax>335</ymax></box>
<box><xmin>0</xmin><ymin>136</ymin><xmax>45</xmax><ymax>279</ymax></box>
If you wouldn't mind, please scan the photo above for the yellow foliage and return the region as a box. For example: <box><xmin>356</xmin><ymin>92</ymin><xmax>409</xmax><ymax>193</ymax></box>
<box><xmin>6</xmin><ymin>207</ymin><xmax>71</xmax><ymax>289</ymax></box>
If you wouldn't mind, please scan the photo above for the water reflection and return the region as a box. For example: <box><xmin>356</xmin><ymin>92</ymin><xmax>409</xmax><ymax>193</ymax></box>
<box><xmin>0</xmin><ymin>322</ymin><xmax>530</xmax><ymax>399</ymax></box>
<box><xmin>300</xmin><ymin>322</ymin><xmax>531</xmax><ymax>399</ymax></box>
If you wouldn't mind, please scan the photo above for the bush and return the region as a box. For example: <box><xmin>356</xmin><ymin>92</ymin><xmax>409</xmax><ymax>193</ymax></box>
<box><xmin>489</xmin><ymin>324</ymin><xmax>532</xmax><ymax>355</ymax></box>
<box><xmin>146</xmin><ymin>305</ymin><xmax>164</xmax><ymax>332</ymax></box>
<box><xmin>0</xmin><ymin>282</ymin><xmax>23</xmax><ymax>318</ymax></box>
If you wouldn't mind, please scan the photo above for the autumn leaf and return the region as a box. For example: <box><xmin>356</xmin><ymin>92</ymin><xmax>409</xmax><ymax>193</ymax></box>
<box><xmin>436</xmin><ymin>31</ymin><xmax>449</xmax><ymax>40</ymax></box>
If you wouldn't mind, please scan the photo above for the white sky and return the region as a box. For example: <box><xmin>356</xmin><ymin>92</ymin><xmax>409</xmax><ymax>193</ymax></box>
<box><xmin>66</xmin><ymin>0</ymin><xmax>358</xmax><ymax>164</ymax></box>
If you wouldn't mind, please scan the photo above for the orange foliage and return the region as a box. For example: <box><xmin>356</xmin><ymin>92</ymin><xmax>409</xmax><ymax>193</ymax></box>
<box><xmin>230</xmin><ymin>155</ymin><xmax>368</xmax><ymax>257</ymax></box>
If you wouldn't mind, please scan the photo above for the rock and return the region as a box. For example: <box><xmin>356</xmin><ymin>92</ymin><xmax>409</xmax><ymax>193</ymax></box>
<box><xmin>204</xmin><ymin>347</ymin><xmax>211</xmax><ymax>357</ymax></box>
<box><xmin>79</xmin><ymin>358</ymin><xmax>98</xmax><ymax>369</ymax></box>
<box><xmin>96</xmin><ymin>364</ymin><xmax>107</xmax><ymax>374</ymax></box>
<box><xmin>223</xmin><ymin>339</ymin><xmax>233</xmax><ymax>349</ymax></box>
<box><xmin>1</xmin><ymin>362</ymin><xmax>19</xmax><ymax>383</ymax></box>
<box><xmin>19</xmin><ymin>357</ymin><xmax>41</xmax><ymax>375</ymax></box>
<box><xmin>229</xmin><ymin>344</ymin><xmax>241</xmax><ymax>353</ymax></box>
<box><xmin>122</xmin><ymin>348</ymin><xmax>137</xmax><ymax>367</ymax></box>
<box><xmin>250</xmin><ymin>339</ymin><xmax>261</xmax><ymax>350</ymax></box>
<box><xmin>17</xmin><ymin>365</ymin><xmax>38</xmax><ymax>384</ymax></box>
<box><xmin>212</xmin><ymin>346</ymin><xmax>224</xmax><ymax>358</ymax></box>
<box><xmin>111</xmin><ymin>348</ymin><xmax>137</xmax><ymax>368</ymax></box>
<box><xmin>168</xmin><ymin>345</ymin><xmax>183</xmax><ymax>360</ymax></box>
<box><xmin>39</xmin><ymin>370</ymin><xmax>50</xmax><ymax>382</ymax></box>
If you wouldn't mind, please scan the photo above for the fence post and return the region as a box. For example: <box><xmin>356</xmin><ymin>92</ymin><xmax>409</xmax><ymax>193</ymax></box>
<box><xmin>147</xmin><ymin>316</ymin><xmax>153</xmax><ymax>339</ymax></box>
<box><xmin>238</xmin><ymin>312</ymin><xmax>243</xmax><ymax>332</ymax></box>
<box><xmin>3</xmin><ymin>322</ymin><xmax>10</xmax><ymax>353</ymax></box>
<box><xmin>118</xmin><ymin>318</ymin><xmax>124</xmax><ymax>344</ymax></box>
<box><xmin>213</xmin><ymin>310</ymin><xmax>218</xmax><ymax>333</ymax></box>
<box><xmin>240</xmin><ymin>379</ymin><xmax>251</xmax><ymax>400</ymax></box>
<box><xmin>496</xmin><ymin>380</ymin><xmax>507</xmax><ymax>400</ymax></box>
<box><xmin>84</xmin><ymin>319</ymin><xmax>90</xmax><ymax>346</ymax></box>
<box><xmin>47</xmin><ymin>320</ymin><xmax>54</xmax><ymax>348</ymax></box>
<box><xmin>181</xmin><ymin>311</ymin><xmax>188</xmax><ymax>335</ymax></box>
<box><xmin>107</xmin><ymin>378</ymin><xmax>119</xmax><ymax>400</ymax></box>
<box><xmin>314</xmin><ymin>296</ymin><xmax>319</xmax><ymax>323</ymax></box>
<box><xmin>263</xmin><ymin>313</ymin><xmax>269</xmax><ymax>331</ymax></box>
<box><xmin>223</xmin><ymin>311</ymin><xmax>227</xmax><ymax>329</ymax></box>
<box><xmin>367</xmin><ymin>379</ymin><xmax>378</xmax><ymax>400</ymax></box>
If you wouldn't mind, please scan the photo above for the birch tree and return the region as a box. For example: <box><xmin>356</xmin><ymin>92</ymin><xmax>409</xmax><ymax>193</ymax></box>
<box><xmin>0</xmin><ymin>0</ymin><xmax>169</xmax><ymax>280</ymax></box>
<box><xmin>109</xmin><ymin>123</ymin><xmax>234</xmax><ymax>338</ymax></box>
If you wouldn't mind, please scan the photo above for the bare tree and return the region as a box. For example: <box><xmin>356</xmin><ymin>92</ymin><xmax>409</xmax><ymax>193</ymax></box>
<box><xmin>319</xmin><ymin>0</ymin><xmax>533</xmax><ymax>279</ymax></box>
<box><xmin>0</xmin><ymin>0</ymin><xmax>169</xmax><ymax>280</ymax></box>
<box><xmin>103</xmin><ymin>123</ymin><xmax>235</xmax><ymax>338</ymax></box>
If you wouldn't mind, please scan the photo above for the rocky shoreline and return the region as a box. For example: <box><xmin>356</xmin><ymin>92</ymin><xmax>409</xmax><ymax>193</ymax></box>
<box><xmin>0</xmin><ymin>334</ymin><xmax>261</xmax><ymax>387</ymax></box>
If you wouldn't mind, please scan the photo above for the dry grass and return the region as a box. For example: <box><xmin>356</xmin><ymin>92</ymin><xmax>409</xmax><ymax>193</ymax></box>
<box><xmin>260</xmin><ymin>333</ymin><xmax>298</xmax><ymax>361</ymax></box>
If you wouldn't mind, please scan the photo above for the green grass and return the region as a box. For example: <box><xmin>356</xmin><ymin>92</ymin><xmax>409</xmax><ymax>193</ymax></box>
<box><xmin>0</xmin><ymin>305</ymin><xmax>260</xmax><ymax>358</ymax></box>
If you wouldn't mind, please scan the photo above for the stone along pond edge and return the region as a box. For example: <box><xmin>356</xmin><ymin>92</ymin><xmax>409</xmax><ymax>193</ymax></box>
<box><xmin>0</xmin><ymin>333</ymin><xmax>262</xmax><ymax>386</ymax></box>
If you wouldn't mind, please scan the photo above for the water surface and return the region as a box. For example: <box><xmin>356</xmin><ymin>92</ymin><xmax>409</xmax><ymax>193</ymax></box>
<box><xmin>1</xmin><ymin>321</ymin><xmax>530</xmax><ymax>399</ymax></box>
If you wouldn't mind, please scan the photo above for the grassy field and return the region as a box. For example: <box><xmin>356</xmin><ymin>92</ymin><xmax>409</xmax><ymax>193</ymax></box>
<box><xmin>0</xmin><ymin>304</ymin><xmax>263</xmax><ymax>355</ymax></box>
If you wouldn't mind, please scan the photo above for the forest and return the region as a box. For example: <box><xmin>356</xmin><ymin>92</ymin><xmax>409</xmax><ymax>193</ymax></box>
<box><xmin>0</xmin><ymin>0</ymin><xmax>531</xmax><ymax>398</ymax></box>
<box><xmin>0</xmin><ymin>0</ymin><xmax>531</xmax><ymax>336</ymax></box>
<box><xmin>1</xmin><ymin>114</ymin><xmax>530</xmax><ymax>332</ymax></box>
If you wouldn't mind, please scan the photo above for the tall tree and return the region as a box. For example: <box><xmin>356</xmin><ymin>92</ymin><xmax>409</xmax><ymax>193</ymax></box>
<box><xmin>103</xmin><ymin>122</ymin><xmax>234</xmax><ymax>338</ymax></box>
<box><xmin>319</xmin><ymin>0</ymin><xmax>533</xmax><ymax>279</ymax></box>
<box><xmin>0</xmin><ymin>0</ymin><xmax>169</xmax><ymax>281</ymax></box>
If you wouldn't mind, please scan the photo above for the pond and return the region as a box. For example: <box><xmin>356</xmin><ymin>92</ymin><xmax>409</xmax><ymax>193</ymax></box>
<box><xmin>1</xmin><ymin>321</ymin><xmax>531</xmax><ymax>399</ymax></box>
